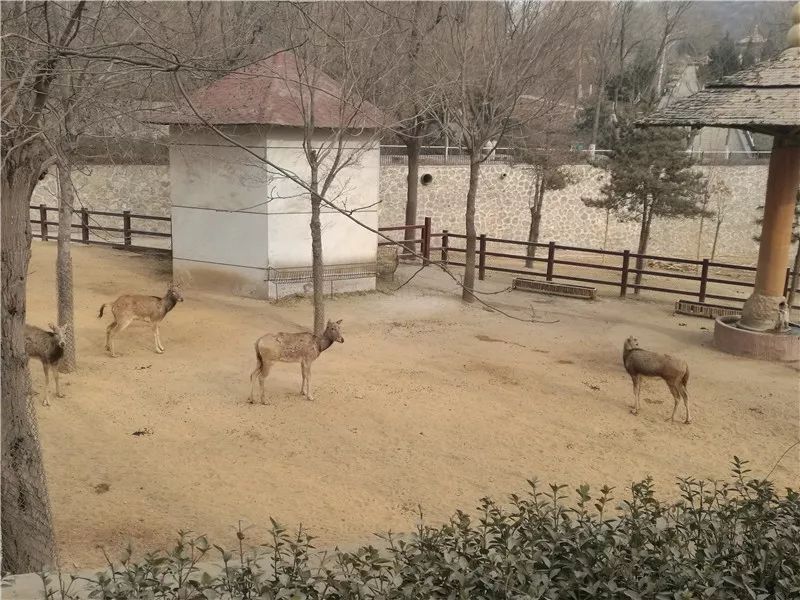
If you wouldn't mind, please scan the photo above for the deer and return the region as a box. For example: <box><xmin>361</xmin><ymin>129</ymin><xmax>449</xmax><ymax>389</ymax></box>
<box><xmin>98</xmin><ymin>284</ymin><xmax>183</xmax><ymax>357</ymax></box>
<box><xmin>25</xmin><ymin>322</ymin><xmax>68</xmax><ymax>406</ymax></box>
<box><xmin>249</xmin><ymin>319</ymin><xmax>344</xmax><ymax>404</ymax></box>
<box><xmin>623</xmin><ymin>336</ymin><xmax>691</xmax><ymax>424</ymax></box>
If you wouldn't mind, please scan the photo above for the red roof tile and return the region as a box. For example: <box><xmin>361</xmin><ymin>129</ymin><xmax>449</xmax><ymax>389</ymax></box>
<box><xmin>146</xmin><ymin>52</ymin><xmax>387</xmax><ymax>129</ymax></box>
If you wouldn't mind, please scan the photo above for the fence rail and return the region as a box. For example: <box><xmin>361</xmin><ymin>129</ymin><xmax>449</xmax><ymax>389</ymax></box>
<box><xmin>30</xmin><ymin>204</ymin><xmax>171</xmax><ymax>251</ymax></box>
<box><xmin>382</xmin><ymin>219</ymin><xmax>799</xmax><ymax>310</ymax></box>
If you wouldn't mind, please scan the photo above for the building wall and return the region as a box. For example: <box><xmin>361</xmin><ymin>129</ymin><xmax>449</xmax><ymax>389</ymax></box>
<box><xmin>167</xmin><ymin>125</ymin><xmax>378</xmax><ymax>299</ymax></box>
<box><xmin>378</xmin><ymin>163</ymin><xmax>773</xmax><ymax>263</ymax></box>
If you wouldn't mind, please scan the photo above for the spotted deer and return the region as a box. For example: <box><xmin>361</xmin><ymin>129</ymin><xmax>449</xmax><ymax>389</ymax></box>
<box><xmin>249</xmin><ymin>319</ymin><xmax>344</xmax><ymax>403</ymax></box>
<box><xmin>623</xmin><ymin>336</ymin><xmax>691</xmax><ymax>424</ymax></box>
<box><xmin>98</xmin><ymin>284</ymin><xmax>183</xmax><ymax>357</ymax></box>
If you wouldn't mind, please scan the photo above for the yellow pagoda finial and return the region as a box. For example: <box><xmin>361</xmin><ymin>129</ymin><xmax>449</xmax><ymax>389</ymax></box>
<box><xmin>787</xmin><ymin>2</ymin><xmax>800</xmax><ymax>48</ymax></box>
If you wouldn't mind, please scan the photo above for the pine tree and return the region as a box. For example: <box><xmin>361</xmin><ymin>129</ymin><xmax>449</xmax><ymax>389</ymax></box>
<box><xmin>584</xmin><ymin>127</ymin><xmax>707</xmax><ymax>292</ymax></box>
<box><xmin>702</xmin><ymin>33</ymin><xmax>740</xmax><ymax>81</ymax></box>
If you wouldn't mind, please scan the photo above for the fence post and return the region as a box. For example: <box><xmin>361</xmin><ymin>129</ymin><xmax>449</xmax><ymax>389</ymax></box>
<box><xmin>422</xmin><ymin>216</ymin><xmax>432</xmax><ymax>266</ymax></box>
<box><xmin>39</xmin><ymin>204</ymin><xmax>48</xmax><ymax>241</ymax></box>
<box><xmin>81</xmin><ymin>208</ymin><xmax>89</xmax><ymax>243</ymax></box>
<box><xmin>784</xmin><ymin>267</ymin><xmax>791</xmax><ymax>297</ymax></box>
<box><xmin>620</xmin><ymin>250</ymin><xmax>630</xmax><ymax>297</ymax></box>
<box><xmin>545</xmin><ymin>241</ymin><xmax>556</xmax><ymax>282</ymax></box>
<box><xmin>478</xmin><ymin>234</ymin><xmax>487</xmax><ymax>280</ymax></box>
<box><xmin>699</xmin><ymin>259</ymin><xmax>709</xmax><ymax>303</ymax></box>
<box><xmin>441</xmin><ymin>230</ymin><xmax>449</xmax><ymax>263</ymax></box>
<box><xmin>123</xmin><ymin>210</ymin><xmax>132</xmax><ymax>247</ymax></box>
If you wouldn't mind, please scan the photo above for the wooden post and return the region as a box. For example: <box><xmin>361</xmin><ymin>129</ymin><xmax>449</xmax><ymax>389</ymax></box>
<box><xmin>422</xmin><ymin>216</ymin><xmax>432</xmax><ymax>266</ymax></box>
<box><xmin>784</xmin><ymin>267</ymin><xmax>791</xmax><ymax>297</ymax></box>
<box><xmin>478</xmin><ymin>234</ymin><xmax>487</xmax><ymax>280</ymax></box>
<box><xmin>620</xmin><ymin>250</ymin><xmax>630</xmax><ymax>297</ymax></box>
<box><xmin>81</xmin><ymin>208</ymin><xmax>89</xmax><ymax>243</ymax></box>
<box><xmin>39</xmin><ymin>204</ymin><xmax>48</xmax><ymax>241</ymax></box>
<box><xmin>123</xmin><ymin>210</ymin><xmax>132</xmax><ymax>247</ymax></box>
<box><xmin>545</xmin><ymin>241</ymin><xmax>556</xmax><ymax>281</ymax></box>
<box><xmin>699</xmin><ymin>259</ymin><xmax>709</xmax><ymax>303</ymax></box>
<box><xmin>441</xmin><ymin>230</ymin><xmax>449</xmax><ymax>263</ymax></box>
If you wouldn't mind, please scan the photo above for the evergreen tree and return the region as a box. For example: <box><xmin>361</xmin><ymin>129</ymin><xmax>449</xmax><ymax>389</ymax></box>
<box><xmin>702</xmin><ymin>33</ymin><xmax>740</xmax><ymax>81</ymax></box>
<box><xmin>584</xmin><ymin>127</ymin><xmax>707</xmax><ymax>292</ymax></box>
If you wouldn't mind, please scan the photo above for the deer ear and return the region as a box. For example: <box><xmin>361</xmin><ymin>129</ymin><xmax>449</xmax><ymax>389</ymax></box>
<box><xmin>336</xmin><ymin>319</ymin><xmax>343</xmax><ymax>324</ymax></box>
<box><xmin>48</xmin><ymin>322</ymin><xmax>56</xmax><ymax>331</ymax></box>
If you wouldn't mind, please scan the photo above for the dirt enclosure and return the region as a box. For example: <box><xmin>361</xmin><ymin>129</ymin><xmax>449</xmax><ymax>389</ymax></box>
<box><xmin>25</xmin><ymin>242</ymin><xmax>799</xmax><ymax>568</ymax></box>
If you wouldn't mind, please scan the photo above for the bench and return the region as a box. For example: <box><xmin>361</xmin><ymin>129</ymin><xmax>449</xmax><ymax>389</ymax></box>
<box><xmin>674</xmin><ymin>299</ymin><xmax>742</xmax><ymax>319</ymax></box>
<box><xmin>512</xmin><ymin>277</ymin><xmax>596</xmax><ymax>300</ymax></box>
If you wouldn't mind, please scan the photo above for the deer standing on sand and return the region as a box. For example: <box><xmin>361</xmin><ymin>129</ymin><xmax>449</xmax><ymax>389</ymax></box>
<box><xmin>250</xmin><ymin>319</ymin><xmax>344</xmax><ymax>403</ymax></box>
<box><xmin>98</xmin><ymin>284</ymin><xmax>183</xmax><ymax>357</ymax></box>
<box><xmin>623</xmin><ymin>336</ymin><xmax>691</xmax><ymax>424</ymax></box>
<box><xmin>25</xmin><ymin>323</ymin><xmax>68</xmax><ymax>406</ymax></box>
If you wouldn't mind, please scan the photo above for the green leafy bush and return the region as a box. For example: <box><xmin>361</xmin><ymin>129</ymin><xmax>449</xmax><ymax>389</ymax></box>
<box><xmin>43</xmin><ymin>458</ymin><xmax>799</xmax><ymax>599</ymax></box>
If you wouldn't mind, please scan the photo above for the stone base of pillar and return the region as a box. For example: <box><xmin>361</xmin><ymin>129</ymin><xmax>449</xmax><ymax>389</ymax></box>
<box><xmin>714</xmin><ymin>316</ymin><xmax>800</xmax><ymax>362</ymax></box>
<box><xmin>739</xmin><ymin>293</ymin><xmax>784</xmax><ymax>332</ymax></box>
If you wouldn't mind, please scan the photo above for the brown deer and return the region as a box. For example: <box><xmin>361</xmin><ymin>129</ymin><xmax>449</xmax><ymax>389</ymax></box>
<box><xmin>99</xmin><ymin>284</ymin><xmax>183</xmax><ymax>357</ymax></box>
<box><xmin>249</xmin><ymin>319</ymin><xmax>344</xmax><ymax>403</ymax></box>
<box><xmin>623</xmin><ymin>336</ymin><xmax>691</xmax><ymax>424</ymax></box>
<box><xmin>25</xmin><ymin>322</ymin><xmax>68</xmax><ymax>406</ymax></box>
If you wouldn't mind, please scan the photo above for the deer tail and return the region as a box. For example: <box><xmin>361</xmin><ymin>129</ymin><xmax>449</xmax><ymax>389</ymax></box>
<box><xmin>681</xmin><ymin>366</ymin><xmax>689</xmax><ymax>389</ymax></box>
<box><xmin>98</xmin><ymin>303</ymin><xmax>109</xmax><ymax>319</ymax></box>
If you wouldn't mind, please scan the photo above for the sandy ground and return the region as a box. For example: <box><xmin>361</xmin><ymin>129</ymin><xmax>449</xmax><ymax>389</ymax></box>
<box><xmin>24</xmin><ymin>241</ymin><xmax>799</xmax><ymax>568</ymax></box>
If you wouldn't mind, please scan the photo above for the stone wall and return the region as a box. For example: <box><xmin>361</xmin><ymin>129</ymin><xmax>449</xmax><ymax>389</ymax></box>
<box><xmin>378</xmin><ymin>163</ymin><xmax>773</xmax><ymax>263</ymax></box>
<box><xmin>32</xmin><ymin>162</ymin><xmax>780</xmax><ymax>263</ymax></box>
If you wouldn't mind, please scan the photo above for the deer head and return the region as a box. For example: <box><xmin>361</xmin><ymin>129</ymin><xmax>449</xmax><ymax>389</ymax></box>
<box><xmin>325</xmin><ymin>319</ymin><xmax>344</xmax><ymax>343</ymax></box>
<box><xmin>48</xmin><ymin>322</ymin><xmax>68</xmax><ymax>348</ymax></box>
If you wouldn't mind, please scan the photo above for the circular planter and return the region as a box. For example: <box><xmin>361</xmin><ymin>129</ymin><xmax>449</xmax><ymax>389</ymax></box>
<box><xmin>713</xmin><ymin>316</ymin><xmax>800</xmax><ymax>362</ymax></box>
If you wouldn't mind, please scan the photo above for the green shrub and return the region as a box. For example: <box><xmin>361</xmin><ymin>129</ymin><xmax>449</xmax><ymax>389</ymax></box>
<box><xmin>43</xmin><ymin>458</ymin><xmax>800</xmax><ymax>599</ymax></box>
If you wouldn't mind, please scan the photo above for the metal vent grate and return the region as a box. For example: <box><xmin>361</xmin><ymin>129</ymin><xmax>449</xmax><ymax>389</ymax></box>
<box><xmin>266</xmin><ymin>263</ymin><xmax>377</xmax><ymax>284</ymax></box>
<box><xmin>674</xmin><ymin>299</ymin><xmax>742</xmax><ymax>319</ymax></box>
<box><xmin>512</xmin><ymin>277</ymin><xmax>596</xmax><ymax>300</ymax></box>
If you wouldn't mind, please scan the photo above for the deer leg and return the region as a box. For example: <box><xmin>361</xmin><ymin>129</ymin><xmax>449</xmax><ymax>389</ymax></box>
<box><xmin>153</xmin><ymin>323</ymin><xmax>164</xmax><ymax>354</ymax></box>
<box><xmin>667</xmin><ymin>382</ymin><xmax>681</xmax><ymax>423</ymax></box>
<box><xmin>299</xmin><ymin>362</ymin><xmax>307</xmax><ymax>396</ymax></box>
<box><xmin>105</xmin><ymin>321</ymin><xmax>117</xmax><ymax>354</ymax></box>
<box><xmin>630</xmin><ymin>375</ymin><xmax>640</xmax><ymax>415</ymax></box>
<box><xmin>305</xmin><ymin>363</ymin><xmax>314</xmax><ymax>401</ymax></box>
<box><xmin>54</xmin><ymin>366</ymin><xmax>64</xmax><ymax>398</ymax></box>
<box><xmin>680</xmin><ymin>385</ymin><xmax>691</xmax><ymax>424</ymax></box>
<box><xmin>258</xmin><ymin>361</ymin><xmax>271</xmax><ymax>404</ymax></box>
<box><xmin>41</xmin><ymin>362</ymin><xmax>51</xmax><ymax>407</ymax></box>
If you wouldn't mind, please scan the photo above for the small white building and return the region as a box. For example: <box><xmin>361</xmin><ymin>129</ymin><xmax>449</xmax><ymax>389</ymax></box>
<box><xmin>148</xmin><ymin>53</ymin><xmax>385</xmax><ymax>299</ymax></box>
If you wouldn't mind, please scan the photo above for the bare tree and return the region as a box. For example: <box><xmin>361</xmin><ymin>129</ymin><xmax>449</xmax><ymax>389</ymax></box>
<box><xmin>1</xmin><ymin>0</ymin><xmax>280</xmax><ymax>571</ymax></box>
<box><xmin>270</xmin><ymin>3</ymin><xmax>394</xmax><ymax>334</ymax></box>
<box><xmin>435</xmin><ymin>1</ymin><xmax>587</xmax><ymax>302</ymax></box>
<box><xmin>649</xmin><ymin>1</ymin><xmax>693</xmax><ymax>102</ymax></box>
<box><xmin>696</xmin><ymin>168</ymin><xmax>731</xmax><ymax>261</ymax></box>
<box><xmin>512</xmin><ymin>121</ymin><xmax>574</xmax><ymax>267</ymax></box>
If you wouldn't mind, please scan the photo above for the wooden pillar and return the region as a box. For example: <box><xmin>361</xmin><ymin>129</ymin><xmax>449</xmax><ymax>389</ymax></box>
<box><xmin>740</xmin><ymin>137</ymin><xmax>800</xmax><ymax>330</ymax></box>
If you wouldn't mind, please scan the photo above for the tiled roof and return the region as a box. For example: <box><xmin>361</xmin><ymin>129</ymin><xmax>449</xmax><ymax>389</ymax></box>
<box><xmin>638</xmin><ymin>48</ymin><xmax>800</xmax><ymax>132</ymax></box>
<box><xmin>145</xmin><ymin>52</ymin><xmax>387</xmax><ymax>129</ymax></box>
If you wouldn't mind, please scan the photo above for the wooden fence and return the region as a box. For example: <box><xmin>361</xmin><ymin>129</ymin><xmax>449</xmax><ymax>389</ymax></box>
<box><xmin>379</xmin><ymin>220</ymin><xmax>799</xmax><ymax>310</ymax></box>
<box><xmin>30</xmin><ymin>204</ymin><xmax>171</xmax><ymax>251</ymax></box>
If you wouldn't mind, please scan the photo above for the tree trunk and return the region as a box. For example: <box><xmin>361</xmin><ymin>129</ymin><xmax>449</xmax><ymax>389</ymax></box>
<box><xmin>56</xmin><ymin>162</ymin><xmax>76</xmax><ymax>372</ymax></box>
<box><xmin>696</xmin><ymin>212</ymin><xmax>706</xmax><ymax>261</ymax></box>
<box><xmin>601</xmin><ymin>208</ymin><xmax>611</xmax><ymax>263</ymax></box>
<box><xmin>788</xmin><ymin>240</ymin><xmax>800</xmax><ymax>315</ymax></box>
<box><xmin>403</xmin><ymin>136</ymin><xmax>421</xmax><ymax>256</ymax></box>
<box><xmin>1</xmin><ymin>150</ymin><xmax>57</xmax><ymax>574</ymax></box>
<box><xmin>633</xmin><ymin>212</ymin><xmax>652</xmax><ymax>295</ymax></box>
<box><xmin>525</xmin><ymin>183</ymin><xmax>544</xmax><ymax>268</ymax></box>
<box><xmin>462</xmin><ymin>155</ymin><xmax>480</xmax><ymax>303</ymax></box>
<box><xmin>310</xmin><ymin>163</ymin><xmax>325</xmax><ymax>335</ymax></box>
<box><xmin>590</xmin><ymin>66</ymin><xmax>608</xmax><ymax>150</ymax></box>
<box><xmin>711</xmin><ymin>218</ymin><xmax>722</xmax><ymax>261</ymax></box>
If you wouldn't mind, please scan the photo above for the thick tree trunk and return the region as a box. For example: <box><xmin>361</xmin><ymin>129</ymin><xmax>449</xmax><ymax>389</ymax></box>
<box><xmin>56</xmin><ymin>163</ymin><xmax>76</xmax><ymax>372</ymax></box>
<box><xmin>310</xmin><ymin>163</ymin><xmax>325</xmax><ymax>335</ymax></box>
<box><xmin>633</xmin><ymin>212</ymin><xmax>652</xmax><ymax>295</ymax></box>
<box><xmin>462</xmin><ymin>155</ymin><xmax>480</xmax><ymax>303</ymax></box>
<box><xmin>1</xmin><ymin>150</ymin><xmax>57</xmax><ymax>574</ymax></box>
<box><xmin>403</xmin><ymin>136</ymin><xmax>421</xmax><ymax>256</ymax></box>
<box><xmin>525</xmin><ymin>197</ymin><xmax>543</xmax><ymax>269</ymax></box>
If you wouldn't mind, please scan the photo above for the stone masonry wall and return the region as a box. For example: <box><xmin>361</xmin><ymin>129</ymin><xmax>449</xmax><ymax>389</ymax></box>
<box><xmin>32</xmin><ymin>162</ymin><xmax>779</xmax><ymax>263</ymax></box>
<box><xmin>378</xmin><ymin>163</ymin><xmax>774</xmax><ymax>263</ymax></box>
